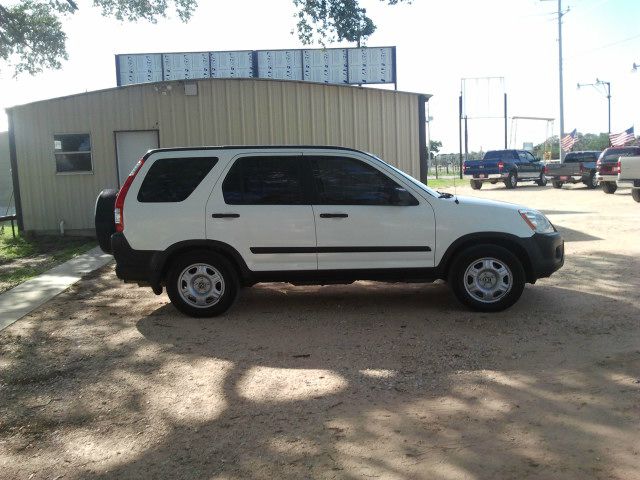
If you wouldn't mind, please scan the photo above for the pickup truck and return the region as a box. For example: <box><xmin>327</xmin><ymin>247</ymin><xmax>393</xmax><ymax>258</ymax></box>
<box><xmin>617</xmin><ymin>155</ymin><xmax>640</xmax><ymax>202</ymax></box>
<box><xmin>544</xmin><ymin>151</ymin><xmax>600</xmax><ymax>189</ymax></box>
<box><xmin>597</xmin><ymin>146</ymin><xmax>640</xmax><ymax>194</ymax></box>
<box><xmin>463</xmin><ymin>149</ymin><xmax>547</xmax><ymax>190</ymax></box>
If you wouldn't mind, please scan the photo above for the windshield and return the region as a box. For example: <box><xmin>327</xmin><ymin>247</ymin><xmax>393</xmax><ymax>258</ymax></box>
<box><xmin>367</xmin><ymin>154</ymin><xmax>439</xmax><ymax>198</ymax></box>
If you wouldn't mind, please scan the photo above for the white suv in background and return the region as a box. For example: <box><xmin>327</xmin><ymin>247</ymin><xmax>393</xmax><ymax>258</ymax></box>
<box><xmin>95</xmin><ymin>146</ymin><xmax>564</xmax><ymax>317</ymax></box>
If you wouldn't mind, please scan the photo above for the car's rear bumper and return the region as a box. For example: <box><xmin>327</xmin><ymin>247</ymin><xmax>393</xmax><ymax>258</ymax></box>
<box><xmin>111</xmin><ymin>232</ymin><xmax>154</xmax><ymax>283</ymax></box>
<box><xmin>597</xmin><ymin>174</ymin><xmax>617</xmax><ymax>182</ymax></box>
<box><xmin>464</xmin><ymin>173</ymin><xmax>504</xmax><ymax>181</ymax></box>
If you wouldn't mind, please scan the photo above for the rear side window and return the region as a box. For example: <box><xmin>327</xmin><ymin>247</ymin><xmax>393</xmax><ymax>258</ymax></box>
<box><xmin>309</xmin><ymin>156</ymin><xmax>418</xmax><ymax>206</ymax></box>
<box><xmin>222</xmin><ymin>156</ymin><xmax>304</xmax><ymax>205</ymax></box>
<box><xmin>484</xmin><ymin>151</ymin><xmax>517</xmax><ymax>161</ymax></box>
<box><xmin>564</xmin><ymin>153</ymin><xmax>579</xmax><ymax>163</ymax></box>
<box><xmin>137</xmin><ymin>157</ymin><xmax>218</xmax><ymax>203</ymax></box>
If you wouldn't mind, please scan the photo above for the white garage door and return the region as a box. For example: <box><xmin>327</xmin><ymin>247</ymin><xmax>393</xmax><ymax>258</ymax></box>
<box><xmin>115</xmin><ymin>130</ymin><xmax>159</xmax><ymax>186</ymax></box>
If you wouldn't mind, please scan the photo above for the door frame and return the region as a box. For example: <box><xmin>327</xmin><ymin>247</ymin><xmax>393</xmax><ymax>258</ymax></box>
<box><xmin>114</xmin><ymin>129</ymin><xmax>160</xmax><ymax>187</ymax></box>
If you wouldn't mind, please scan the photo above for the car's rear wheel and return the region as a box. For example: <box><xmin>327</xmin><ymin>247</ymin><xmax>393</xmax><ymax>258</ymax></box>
<box><xmin>584</xmin><ymin>172</ymin><xmax>598</xmax><ymax>189</ymax></box>
<box><xmin>552</xmin><ymin>180</ymin><xmax>563</xmax><ymax>189</ymax></box>
<box><xmin>166</xmin><ymin>250</ymin><xmax>240</xmax><ymax>317</ymax></box>
<box><xmin>95</xmin><ymin>189</ymin><xmax>118</xmax><ymax>254</ymax></box>
<box><xmin>536</xmin><ymin>173</ymin><xmax>548</xmax><ymax>187</ymax></box>
<box><xmin>470</xmin><ymin>180</ymin><xmax>482</xmax><ymax>190</ymax></box>
<box><xmin>601</xmin><ymin>181</ymin><xmax>617</xmax><ymax>194</ymax></box>
<box><xmin>632</xmin><ymin>189</ymin><xmax>640</xmax><ymax>203</ymax></box>
<box><xmin>504</xmin><ymin>171</ymin><xmax>518</xmax><ymax>189</ymax></box>
<box><xmin>449</xmin><ymin>244</ymin><xmax>525</xmax><ymax>312</ymax></box>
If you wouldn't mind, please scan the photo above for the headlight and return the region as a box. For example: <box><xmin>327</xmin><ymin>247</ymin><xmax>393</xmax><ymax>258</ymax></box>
<box><xmin>519</xmin><ymin>209</ymin><xmax>554</xmax><ymax>234</ymax></box>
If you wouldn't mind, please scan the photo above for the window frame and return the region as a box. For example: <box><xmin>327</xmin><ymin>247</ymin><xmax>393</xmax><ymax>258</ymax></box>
<box><xmin>306</xmin><ymin>154</ymin><xmax>419</xmax><ymax>207</ymax></box>
<box><xmin>221</xmin><ymin>154</ymin><xmax>309</xmax><ymax>206</ymax></box>
<box><xmin>53</xmin><ymin>133</ymin><xmax>94</xmax><ymax>175</ymax></box>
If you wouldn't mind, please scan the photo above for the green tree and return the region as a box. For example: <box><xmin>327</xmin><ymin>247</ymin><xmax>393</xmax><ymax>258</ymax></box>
<box><xmin>1</xmin><ymin>0</ymin><xmax>410</xmax><ymax>76</ymax></box>
<box><xmin>427</xmin><ymin>139</ymin><xmax>442</xmax><ymax>161</ymax></box>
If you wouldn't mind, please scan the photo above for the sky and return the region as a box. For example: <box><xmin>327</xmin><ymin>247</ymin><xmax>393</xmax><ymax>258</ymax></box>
<box><xmin>0</xmin><ymin>0</ymin><xmax>639</xmax><ymax>153</ymax></box>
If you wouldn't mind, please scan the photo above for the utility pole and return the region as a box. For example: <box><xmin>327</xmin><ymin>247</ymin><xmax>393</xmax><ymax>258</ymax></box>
<box><xmin>542</xmin><ymin>1</ymin><xmax>566</xmax><ymax>160</ymax></box>
<box><xmin>557</xmin><ymin>0</ymin><xmax>565</xmax><ymax>161</ymax></box>
<box><xmin>577</xmin><ymin>79</ymin><xmax>611</xmax><ymax>133</ymax></box>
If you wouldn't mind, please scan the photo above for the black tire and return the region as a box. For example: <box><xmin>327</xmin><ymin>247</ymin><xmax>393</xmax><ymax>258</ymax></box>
<box><xmin>552</xmin><ymin>180</ymin><xmax>563</xmax><ymax>189</ymax></box>
<box><xmin>601</xmin><ymin>181</ymin><xmax>617</xmax><ymax>194</ymax></box>
<box><xmin>584</xmin><ymin>171</ymin><xmax>598</xmax><ymax>189</ymax></box>
<box><xmin>632</xmin><ymin>189</ymin><xmax>640</xmax><ymax>203</ymax></box>
<box><xmin>95</xmin><ymin>189</ymin><xmax>117</xmax><ymax>254</ymax></box>
<box><xmin>166</xmin><ymin>250</ymin><xmax>240</xmax><ymax>317</ymax></box>
<box><xmin>536</xmin><ymin>173</ymin><xmax>548</xmax><ymax>187</ymax></box>
<box><xmin>504</xmin><ymin>171</ymin><xmax>518</xmax><ymax>189</ymax></box>
<box><xmin>449</xmin><ymin>244</ymin><xmax>525</xmax><ymax>312</ymax></box>
<box><xmin>470</xmin><ymin>180</ymin><xmax>483</xmax><ymax>190</ymax></box>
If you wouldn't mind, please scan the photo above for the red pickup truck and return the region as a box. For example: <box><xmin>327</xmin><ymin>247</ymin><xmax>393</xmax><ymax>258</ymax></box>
<box><xmin>597</xmin><ymin>146</ymin><xmax>640</xmax><ymax>194</ymax></box>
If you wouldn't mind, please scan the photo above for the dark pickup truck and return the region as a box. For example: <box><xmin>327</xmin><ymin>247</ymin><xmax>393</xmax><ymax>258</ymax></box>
<box><xmin>544</xmin><ymin>151</ymin><xmax>601</xmax><ymax>189</ymax></box>
<box><xmin>597</xmin><ymin>146</ymin><xmax>640</xmax><ymax>194</ymax></box>
<box><xmin>463</xmin><ymin>149</ymin><xmax>547</xmax><ymax>190</ymax></box>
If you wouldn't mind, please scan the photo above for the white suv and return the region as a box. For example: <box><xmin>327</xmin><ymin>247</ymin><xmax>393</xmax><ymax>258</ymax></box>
<box><xmin>95</xmin><ymin>146</ymin><xmax>564</xmax><ymax>316</ymax></box>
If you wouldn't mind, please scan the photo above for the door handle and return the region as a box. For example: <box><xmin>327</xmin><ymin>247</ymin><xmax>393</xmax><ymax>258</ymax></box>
<box><xmin>320</xmin><ymin>213</ymin><xmax>348</xmax><ymax>218</ymax></box>
<box><xmin>212</xmin><ymin>213</ymin><xmax>240</xmax><ymax>218</ymax></box>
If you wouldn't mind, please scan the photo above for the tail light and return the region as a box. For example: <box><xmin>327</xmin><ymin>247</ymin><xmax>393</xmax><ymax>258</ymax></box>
<box><xmin>114</xmin><ymin>158</ymin><xmax>145</xmax><ymax>233</ymax></box>
<box><xmin>462</xmin><ymin>163</ymin><xmax>467</xmax><ymax>173</ymax></box>
<box><xmin>614</xmin><ymin>160</ymin><xmax>621</xmax><ymax>174</ymax></box>
<box><xmin>579</xmin><ymin>163</ymin><xmax>585</xmax><ymax>173</ymax></box>
<box><xmin>497</xmin><ymin>161</ymin><xmax>504</xmax><ymax>172</ymax></box>
<box><xmin>544</xmin><ymin>165</ymin><xmax>549</xmax><ymax>174</ymax></box>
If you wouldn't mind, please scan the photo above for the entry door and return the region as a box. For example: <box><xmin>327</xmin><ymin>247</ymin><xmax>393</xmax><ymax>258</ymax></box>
<box><xmin>206</xmin><ymin>153</ymin><xmax>317</xmax><ymax>272</ymax></box>
<box><xmin>308</xmin><ymin>155</ymin><xmax>435</xmax><ymax>270</ymax></box>
<box><xmin>115</xmin><ymin>131</ymin><xmax>159</xmax><ymax>185</ymax></box>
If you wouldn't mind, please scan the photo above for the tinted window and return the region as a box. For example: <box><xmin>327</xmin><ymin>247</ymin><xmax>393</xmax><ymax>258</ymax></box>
<box><xmin>483</xmin><ymin>151</ymin><xmax>517</xmax><ymax>161</ymax></box>
<box><xmin>310</xmin><ymin>156</ymin><xmax>418</xmax><ymax>206</ymax></box>
<box><xmin>222</xmin><ymin>156</ymin><xmax>304</xmax><ymax>205</ymax></box>
<box><xmin>137</xmin><ymin>157</ymin><xmax>217</xmax><ymax>202</ymax></box>
<box><xmin>54</xmin><ymin>134</ymin><xmax>92</xmax><ymax>173</ymax></box>
<box><xmin>564</xmin><ymin>153</ymin><xmax>580</xmax><ymax>163</ymax></box>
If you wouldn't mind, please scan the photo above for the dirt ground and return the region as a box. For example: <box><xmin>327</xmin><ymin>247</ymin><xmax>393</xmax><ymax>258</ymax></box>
<box><xmin>1</xmin><ymin>182</ymin><xmax>639</xmax><ymax>480</ymax></box>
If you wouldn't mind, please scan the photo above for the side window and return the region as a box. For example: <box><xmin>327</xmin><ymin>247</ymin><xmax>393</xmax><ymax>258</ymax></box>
<box><xmin>310</xmin><ymin>156</ymin><xmax>418</xmax><ymax>206</ymax></box>
<box><xmin>517</xmin><ymin>152</ymin><xmax>528</xmax><ymax>162</ymax></box>
<box><xmin>222</xmin><ymin>156</ymin><xmax>304</xmax><ymax>205</ymax></box>
<box><xmin>54</xmin><ymin>134</ymin><xmax>92</xmax><ymax>173</ymax></box>
<box><xmin>137</xmin><ymin>157</ymin><xmax>218</xmax><ymax>202</ymax></box>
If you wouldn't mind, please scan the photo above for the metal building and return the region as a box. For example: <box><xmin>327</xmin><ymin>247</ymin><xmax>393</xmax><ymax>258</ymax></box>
<box><xmin>7</xmin><ymin>77</ymin><xmax>430</xmax><ymax>234</ymax></box>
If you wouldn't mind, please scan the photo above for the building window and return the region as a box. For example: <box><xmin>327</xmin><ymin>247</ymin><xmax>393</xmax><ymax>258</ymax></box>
<box><xmin>54</xmin><ymin>134</ymin><xmax>92</xmax><ymax>173</ymax></box>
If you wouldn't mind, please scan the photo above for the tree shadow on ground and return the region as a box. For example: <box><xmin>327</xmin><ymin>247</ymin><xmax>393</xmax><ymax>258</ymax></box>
<box><xmin>1</xmin><ymin>253</ymin><xmax>639</xmax><ymax>479</ymax></box>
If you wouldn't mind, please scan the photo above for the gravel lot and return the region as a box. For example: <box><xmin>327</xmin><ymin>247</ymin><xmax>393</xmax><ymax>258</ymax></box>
<box><xmin>1</xmin><ymin>182</ymin><xmax>639</xmax><ymax>480</ymax></box>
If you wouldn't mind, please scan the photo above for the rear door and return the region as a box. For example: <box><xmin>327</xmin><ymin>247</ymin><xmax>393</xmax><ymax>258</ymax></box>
<box><xmin>206</xmin><ymin>153</ymin><xmax>317</xmax><ymax>272</ymax></box>
<box><xmin>308</xmin><ymin>153</ymin><xmax>435</xmax><ymax>270</ymax></box>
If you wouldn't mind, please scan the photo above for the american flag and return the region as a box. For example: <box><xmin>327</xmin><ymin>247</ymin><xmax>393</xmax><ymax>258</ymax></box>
<box><xmin>609</xmin><ymin>126</ymin><xmax>635</xmax><ymax>147</ymax></box>
<box><xmin>561</xmin><ymin>129</ymin><xmax>577</xmax><ymax>151</ymax></box>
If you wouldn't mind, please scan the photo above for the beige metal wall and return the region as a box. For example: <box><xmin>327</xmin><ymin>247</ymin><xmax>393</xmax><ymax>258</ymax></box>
<box><xmin>9</xmin><ymin>78</ymin><xmax>424</xmax><ymax>232</ymax></box>
<box><xmin>0</xmin><ymin>132</ymin><xmax>11</xmax><ymax>214</ymax></box>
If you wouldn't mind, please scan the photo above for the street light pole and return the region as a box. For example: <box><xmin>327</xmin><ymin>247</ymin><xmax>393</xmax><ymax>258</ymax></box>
<box><xmin>577</xmin><ymin>79</ymin><xmax>611</xmax><ymax>133</ymax></box>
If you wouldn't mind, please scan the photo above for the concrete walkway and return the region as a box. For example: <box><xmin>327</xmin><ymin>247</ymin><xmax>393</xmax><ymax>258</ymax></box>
<box><xmin>0</xmin><ymin>247</ymin><xmax>112</xmax><ymax>331</ymax></box>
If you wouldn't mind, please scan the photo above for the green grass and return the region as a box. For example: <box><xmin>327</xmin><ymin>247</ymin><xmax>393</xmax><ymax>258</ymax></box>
<box><xmin>423</xmin><ymin>177</ymin><xmax>464</xmax><ymax>189</ymax></box>
<box><xmin>0</xmin><ymin>221</ymin><xmax>96</xmax><ymax>292</ymax></box>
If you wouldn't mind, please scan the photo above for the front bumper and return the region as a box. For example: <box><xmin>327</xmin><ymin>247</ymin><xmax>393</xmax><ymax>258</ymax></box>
<box><xmin>524</xmin><ymin>232</ymin><xmax>564</xmax><ymax>281</ymax></box>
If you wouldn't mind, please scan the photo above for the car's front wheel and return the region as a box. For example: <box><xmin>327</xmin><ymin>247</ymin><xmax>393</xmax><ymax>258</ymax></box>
<box><xmin>449</xmin><ymin>245</ymin><xmax>525</xmax><ymax>312</ymax></box>
<box><xmin>584</xmin><ymin>172</ymin><xmax>598</xmax><ymax>189</ymax></box>
<box><xmin>166</xmin><ymin>250</ymin><xmax>240</xmax><ymax>317</ymax></box>
<box><xmin>601</xmin><ymin>181</ymin><xmax>617</xmax><ymax>194</ymax></box>
<box><xmin>504</xmin><ymin>171</ymin><xmax>518</xmax><ymax>189</ymax></box>
<box><xmin>536</xmin><ymin>173</ymin><xmax>548</xmax><ymax>187</ymax></box>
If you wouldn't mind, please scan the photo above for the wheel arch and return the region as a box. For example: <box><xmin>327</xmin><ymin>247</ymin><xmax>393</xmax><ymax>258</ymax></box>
<box><xmin>439</xmin><ymin>232</ymin><xmax>536</xmax><ymax>284</ymax></box>
<box><xmin>150</xmin><ymin>240</ymin><xmax>253</xmax><ymax>290</ymax></box>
